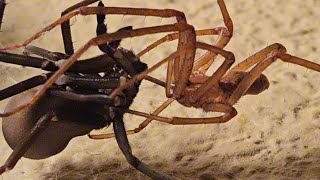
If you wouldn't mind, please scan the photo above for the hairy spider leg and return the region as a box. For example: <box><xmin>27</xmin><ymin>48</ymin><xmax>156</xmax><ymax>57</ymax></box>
<box><xmin>126</xmin><ymin>103</ymin><xmax>237</xmax><ymax>125</ymax></box>
<box><xmin>229</xmin><ymin>44</ymin><xmax>320</xmax><ymax>105</ymax></box>
<box><xmin>61</xmin><ymin>0</ymin><xmax>101</xmax><ymax>55</ymax></box>
<box><xmin>113</xmin><ymin>115</ymin><xmax>172</xmax><ymax>180</ymax></box>
<box><xmin>0</xmin><ymin>75</ymin><xmax>49</xmax><ymax>101</ymax></box>
<box><xmin>88</xmin><ymin>98</ymin><xmax>174</xmax><ymax>139</ymax></box>
<box><xmin>23</xmin><ymin>45</ymin><xmax>68</xmax><ymax>61</ymax></box>
<box><xmin>0</xmin><ymin>48</ymin><xmax>118</xmax><ymax>73</ymax></box>
<box><xmin>194</xmin><ymin>0</ymin><xmax>233</xmax><ymax>74</ymax></box>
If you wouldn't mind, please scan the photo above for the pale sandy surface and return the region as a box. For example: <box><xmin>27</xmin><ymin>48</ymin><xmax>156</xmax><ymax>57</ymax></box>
<box><xmin>0</xmin><ymin>0</ymin><xmax>320</xmax><ymax>179</ymax></box>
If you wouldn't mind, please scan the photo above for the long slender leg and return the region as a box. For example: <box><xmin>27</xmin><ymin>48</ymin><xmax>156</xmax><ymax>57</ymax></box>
<box><xmin>61</xmin><ymin>0</ymin><xmax>100</xmax><ymax>55</ymax></box>
<box><xmin>61</xmin><ymin>74</ymin><xmax>124</xmax><ymax>89</ymax></box>
<box><xmin>0</xmin><ymin>74</ymin><xmax>48</xmax><ymax>101</ymax></box>
<box><xmin>23</xmin><ymin>45</ymin><xmax>68</xmax><ymax>61</ymax></box>
<box><xmin>0</xmin><ymin>0</ymin><xmax>5</xmax><ymax>31</ymax></box>
<box><xmin>0</xmin><ymin>50</ymin><xmax>116</xmax><ymax>73</ymax></box>
<box><xmin>48</xmin><ymin>90</ymin><xmax>126</xmax><ymax>106</ymax></box>
<box><xmin>113</xmin><ymin>116</ymin><xmax>172</xmax><ymax>180</ymax></box>
<box><xmin>0</xmin><ymin>7</ymin><xmax>188</xmax><ymax>51</ymax></box>
<box><xmin>125</xmin><ymin>103</ymin><xmax>237</xmax><ymax>125</ymax></box>
<box><xmin>89</xmin><ymin>98</ymin><xmax>174</xmax><ymax>139</ymax></box>
<box><xmin>144</xmin><ymin>76</ymin><xmax>166</xmax><ymax>88</ymax></box>
<box><xmin>193</xmin><ymin>0</ymin><xmax>233</xmax><ymax>74</ymax></box>
<box><xmin>0</xmin><ymin>112</ymin><xmax>55</xmax><ymax>175</ymax></box>
<box><xmin>230</xmin><ymin>43</ymin><xmax>286</xmax><ymax>72</ymax></box>
<box><xmin>137</xmin><ymin>28</ymin><xmax>222</xmax><ymax>57</ymax></box>
<box><xmin>0</xmin><ymin>51</ymin><xmax>59</xmax><ymax>70</ymax></box>
<box><xmin>95</xmin><ymin>1</ymin><xmax>134</xmax><ymax>57</ymax></box>
<box><xmin>229</xmin><ymin>50</ymin><xmax>320</xmax><ymax>105</ymax></box>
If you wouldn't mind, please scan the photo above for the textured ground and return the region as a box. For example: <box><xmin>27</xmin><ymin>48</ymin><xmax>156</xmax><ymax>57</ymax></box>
<box><xmin>0</xmin><ymin>0</ymin><xmax>320</xmax><ymax>179</ymax></box>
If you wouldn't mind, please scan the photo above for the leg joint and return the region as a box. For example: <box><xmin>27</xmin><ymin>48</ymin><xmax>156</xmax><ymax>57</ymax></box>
<box><xmin>272</xmin><ymin>43</ymin><xmax>287</xmax><ymax>53</ymax></box>
<box><xmin>164</xmin><ymin>9</ymin><xmax>186</xmax><ymax>22</ymax></box>
<box><xmin>226</xmin><ymin>51</ymin><xmax>235</xmax><ymax>63</ymax></box>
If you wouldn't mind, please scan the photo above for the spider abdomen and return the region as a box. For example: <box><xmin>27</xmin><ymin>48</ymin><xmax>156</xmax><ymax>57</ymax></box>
<box><xmin>219</xmin><ymin>71</ymin><xmax>270</xmax><ymax>95</ymax></box>
<box><xmin>2</xmin><ymin>86</ymin><xmax>109</xmax><ymax>159</ymax></box>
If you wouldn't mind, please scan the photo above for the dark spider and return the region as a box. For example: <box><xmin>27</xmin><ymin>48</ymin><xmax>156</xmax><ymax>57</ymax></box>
<box><xmin>0</xmin><ymin>1</ymin><xmax>171</xmax><ymax>179</ymax></box>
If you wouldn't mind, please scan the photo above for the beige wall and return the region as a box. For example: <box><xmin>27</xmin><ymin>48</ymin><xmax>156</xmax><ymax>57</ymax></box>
<box><xmin>0</xmin><ymin>0</ymin><xmax>319</xmax><ymax>179</ymax></box>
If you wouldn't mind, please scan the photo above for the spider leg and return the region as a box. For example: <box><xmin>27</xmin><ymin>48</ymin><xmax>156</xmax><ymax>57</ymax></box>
<box><xmin>95</xmin><ymin>1</ymin><xmax>134</xmax><ymax>55</ymax></box>
<box><xmin>88</xmin><ymin>98</ymin><xmax>174</xmax><ymax>139</ymax></box>
<box><xmin>125</xmin><ymin>103</ymin><xmax>237</xmax><ymax>125</ymax></box>
<box><xmin>48</xmin><ymin>90</ymin><xmax>126</xmax><ymax>107</ymax></box>
<box><xmin>0</xmin><ymin>0</ymin><xmax>5</xmax><ymax>31</ymax></box>
<box><xmin>113</xmin><ymin>115</ymin><xmax>172</xmax><ymax>179</ymax></box>
<box><xmin>194</xmin><ymin>27</ymin><xmax>232</xmax><ymax>74</ymax></box>
<box><xmin>0</xmin><ymin>51</ymin><xmax>60</xmax><ymax>70</ymax></box>
<box><xmin>0</xmin><ymin>6</ymin><xmax>188</xmax><ymax>50</ymax></box>
<box><xmin>193</xmin><ymin>0</ymin><xmax>233</xmax><ymax>74</ymax></box>
<box><xmin>0</xmin><ymin>47</ymin><xmax>118</xmax><ymax>74</ymax></box>
<box><xmin>60</xmin><ymin>74</ymin><xmax>124</xmax><ymax>89</ymax></box>
<box><xmin>95</xmin><ymin>1</ymin><xmax>116</xmax><ymax>56</ymax></box>
<box><xmin>23</xmin><ymin>45</ymin><xmax>68</xmax><ymax>61</ymax></box>
<box><xmin>0</xmin><ymin>112</ymin><xmax>55</xmax><ymax>175</ymax></box>
<box><xmin>230</xmin><ymin>43</ymin><xmax>286</xmax><ymax>72</ymax></box>
<box><xmin>61</xmin><ymin>0</ymin><xmax>100</xmax><ymax>55</ymax></box>
<box><xmin>229</xmin><ymin>47</ymin><xmax>320</xmax><ymax>105</ymax></box>
<box><xmin>217</xmin><ymin>0</ymin><xmax>233</xmax><ymax>34</ymax></box>
<box><xmin>0</xmin><ymin>74</ymin><xmax>48</xmax><ymax>101</ymax></box>
<box><xmin>137</xmin><ymin>28</ymin><xmax>222</xmax><ymax>57</ymax></box>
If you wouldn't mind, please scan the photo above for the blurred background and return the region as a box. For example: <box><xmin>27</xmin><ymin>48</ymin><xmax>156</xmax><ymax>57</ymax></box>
<box><xmin>0</xmin><ymin>0</ymin><xmax>319</xmax><ymax>179</ymax></box>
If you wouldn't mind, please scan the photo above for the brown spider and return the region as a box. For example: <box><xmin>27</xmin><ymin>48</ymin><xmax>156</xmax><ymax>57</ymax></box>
<box><xmin>0</xmin><ymin>0</ymin><xmax>319</xmax><ymax>178</ymax></box>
